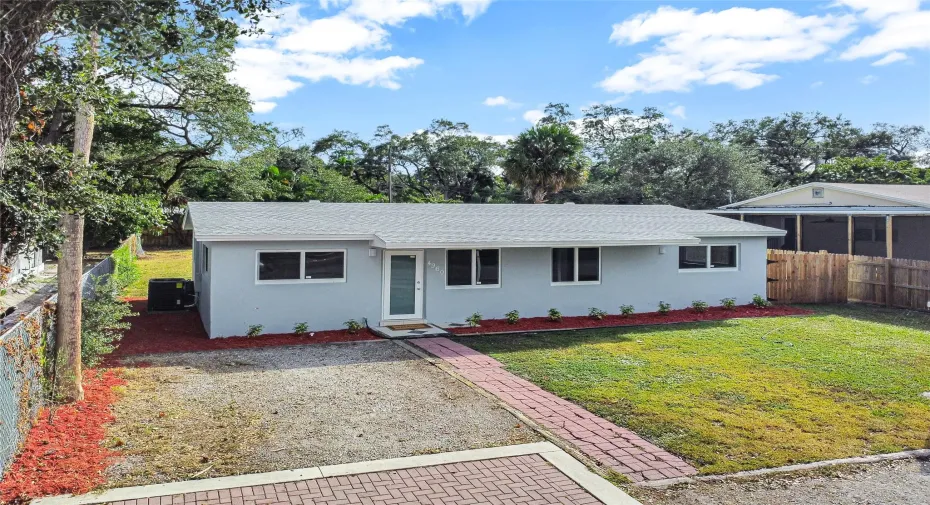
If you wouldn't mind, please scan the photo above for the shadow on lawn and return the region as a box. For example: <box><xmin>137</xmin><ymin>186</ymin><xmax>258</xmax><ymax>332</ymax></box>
<box><xmin>452</xmin><ymin>319</ymin><xmax>739</xmax><ymax>354</ymax></box>
<box><xmin>799</xmin><ymin>303</ymin><xmax>930</xmax><ymax>333</ymax></box>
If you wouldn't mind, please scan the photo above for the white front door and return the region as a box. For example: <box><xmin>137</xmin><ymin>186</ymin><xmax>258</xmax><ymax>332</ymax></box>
<box><xmin>382</xmin><ymin>250</ymin><xmax>424</xmax><ymax>320</ymax></box>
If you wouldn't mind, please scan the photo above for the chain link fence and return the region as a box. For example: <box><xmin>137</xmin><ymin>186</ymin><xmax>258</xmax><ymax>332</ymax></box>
<box><xmin>0</xmin><ymin>235</ymin><xmax>143</xmax><ymax>475</ymax></box>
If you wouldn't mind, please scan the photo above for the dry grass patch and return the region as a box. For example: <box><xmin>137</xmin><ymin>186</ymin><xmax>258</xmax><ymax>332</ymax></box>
<box><xmin>123</xmin><ymin>249</ymin><xmax>192</xmax><ymax>298</ymax></box>
<box><xmin>105</xmin><ymin>366</ymin><xmax>266</xmax><ymax>487</ymax></box>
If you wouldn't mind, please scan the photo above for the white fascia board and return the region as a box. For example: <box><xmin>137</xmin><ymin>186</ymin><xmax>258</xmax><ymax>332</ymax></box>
<box><xmin>377</xmin><ymin>238</ymin><xmax>702</xmax><ymax>249</ymax></box>
<box><xmin>192</xmin><ymin>234</ymin><xmax>377</xmax><ymax>242</ymax></box>
<box><xmin>713</xmin><ymin>208</ymin><xmax>930</xmax><ymax>216</ymax></box>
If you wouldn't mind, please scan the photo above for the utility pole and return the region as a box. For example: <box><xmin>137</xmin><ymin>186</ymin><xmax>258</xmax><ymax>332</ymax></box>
<box><xmin>388</xmin><ymin>142</ymin><xmax>393</xmax><ymax>203</ymax></box>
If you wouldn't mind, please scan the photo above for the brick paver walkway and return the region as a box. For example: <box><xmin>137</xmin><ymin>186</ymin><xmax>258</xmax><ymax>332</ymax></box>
<box><xmin>412</xmin><ymin>338</ymin><xmax>697</xmax><ymax>483</ymax></box>
<box><xmin>106</xmin><ymin>455</ymin><xmax>602</xmax><ymax>505</ymax></box>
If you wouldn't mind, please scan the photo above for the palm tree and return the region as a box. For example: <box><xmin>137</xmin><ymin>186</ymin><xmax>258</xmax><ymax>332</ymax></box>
<box><xmin>503</xmin><ymin>124</ymin><xmax>588</xmax><ymax>203</ymax></box>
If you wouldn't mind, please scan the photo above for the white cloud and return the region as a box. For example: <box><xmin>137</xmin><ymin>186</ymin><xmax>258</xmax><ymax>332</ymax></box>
<box><xmin>810</xmin><ymin>80</ymin><xmax>824</xmax><ymax>88</ymax></box>
<box><xmin>322</xmin><ymin>0</ymin><xmax>493</xmax><ymax>25</ymax></box>
<box><xmin>668</xmin><ymin>105</ymin><xmax>686</xmax><ymax>119</ymax></box>
<box><xmin>832</xmin><ymin>0</ymin><xmax>920</xmax><ymax>22</ymax></box>
<box><xmin>599</xmin><ymin>6</ymin><xmax>857</xmax><ymax>95</ymax></box>
<box><xmin>523</xmin><ymin>109</ymin><xmax>545</xmax><ymax>124</ymax></box>
<box><xmin>483</xmin><ymin>95</ymin><xmax>515</xmax><ymax>107</ymax></box>
<box><xmin>472</xmin><ymin>132</ymin><xmax>515</xmax><ymax>144</ymax></box>
<box><xmin>860</xmin><ymin>74</ymin><xmax>878</xmax><ymax>84</ymax></box>
<box><xmin>840</xmin><ymin>9</ymin><xmax>930</xmax><ymax>60</ymax></box>
<box><xmin>232</xmin><ymin>2</ymin><xmax>490</xmax><ymax>110</ymax></box>
<box><xmin>252</xmin><ymin>101</ymin><xmax>278</xmax><ymax>113</ymax></box>
<box><xmin>872</xmin><ymin>51</ymin><xmax>909</xmax><ymax>65</ymax></box>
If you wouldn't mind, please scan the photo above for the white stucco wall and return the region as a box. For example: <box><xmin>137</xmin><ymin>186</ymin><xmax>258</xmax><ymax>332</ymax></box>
<box><xmin>200</xmin><ymin>237</ymin><xmax>769</xmax><ymax>337</ymax></box>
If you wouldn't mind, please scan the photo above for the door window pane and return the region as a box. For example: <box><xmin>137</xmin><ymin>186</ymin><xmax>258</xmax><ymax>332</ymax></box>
<box><xmin>710</xmin><ymin>246</ymin><xmax>737</xmax><ymax>268</ymax></box>
<box><xmin>258</xmin><ymin>252</ymin><xmax>300</xmax><ymax>280</ymax></box>
<box><xmin>447</xmin><ymin>250</ymin><xmax>472</xmax><ymax>286</ymax></box>
<box><xmin>304</xmin><ymin>251</ymin><xmax>344</xmax><ymax>279</ymax></box>
<box><xmin>679</xmin><ymin>246</ymin><xmax>708</xmax><ymax>269</ymax></box>
<box><xmin>577</xmin><ymin>248</ymin><xmax>599</xmax><ymax>282</ymax></box>
<box><xmin>552</xmin><ymin>248</ymin><xmax>575</xmax><ymax>282</ymax></box>
<box><xmin>476</xmin><ymin>249</ymin><xmax>500</xmax><ymax>285</ymax></box>
<box><xmin>389</xmin><ymin>255</ymin><xmax>417</xmax><ymax>315</ymax></box>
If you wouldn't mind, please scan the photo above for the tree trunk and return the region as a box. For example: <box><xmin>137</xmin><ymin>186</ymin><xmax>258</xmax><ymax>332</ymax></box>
<box><xmin>55</xmin><ymin>214</ymin><xmax>84</xmax><ymax>401</ymax></box>
<box><xmin>55</xmin><ymin>30</ymin><xmax>97</xmax><ymax>403</ymax></box>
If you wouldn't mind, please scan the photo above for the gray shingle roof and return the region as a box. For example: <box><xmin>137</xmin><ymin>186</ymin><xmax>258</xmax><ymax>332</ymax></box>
<box><xmin>185</xmin><ymin>202</ymin><xmax>785</xmax><ymax>247</ymax></box>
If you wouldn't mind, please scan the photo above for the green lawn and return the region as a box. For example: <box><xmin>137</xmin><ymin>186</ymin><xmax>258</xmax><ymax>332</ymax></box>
<box><xmin>455</xmin><ymin>305</ymin><xmax>930</xmax><ymax>474</ymax></box>
<box><xmin>123</xmin><ymin>248</ymin><xmax>193</xmax><ymax>298</ymax></box>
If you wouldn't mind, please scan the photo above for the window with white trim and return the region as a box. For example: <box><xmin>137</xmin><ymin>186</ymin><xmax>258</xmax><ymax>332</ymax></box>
<box><xmin>678</xmin><ymin>245</ymin><xmax>738</xmax><ymax>271</ymax></box>
<box><xmin>446</xmin><ymin>249</ymin><xmax>500</xmax><ymax>288</ymax></box>
<box><xmin>551</xmin><ymin>247</ymin><xmax>600</xmax><ymax>284</ymax></box>
<box><xmin>257</xmin><ymin>250</ymin><xmax>346</xmax><ymax>283</ymax></box>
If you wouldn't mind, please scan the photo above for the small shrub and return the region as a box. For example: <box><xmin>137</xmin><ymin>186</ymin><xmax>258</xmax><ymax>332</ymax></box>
<box><xmin>720</xmin><ymin>298</ymin><xmax>737</xmax><ymax>310</ymax></box>
<box><xmin>344</xmin><ymin>319</ymin><xmax>363</xmax><ymax>334</ymax></box>
<box><xmin>589</xmin><ymin>307</ymin><xmax>607</xmax><ymax>320</ymax></box>
<box><xmin>505</xmin><ymin>310</ymin><xmax>520</xmax><ymax>325</ymax></box>
<box><xmin>752</xmin><ymin>294</ymin><xmax>770</xmax><ymax>308</ymax></box>
<box><xmin>619</xmin><ymin>305</ymin><xmax>635</xmax><ymax>316</ymax></box>
<box><xmin>691</xmin><ymin>300</ymin><xmax>709</xmax><ymax>313</ymax></box>
<box><xmin>548</xmin><ymin>308</ymin><xmax>562</xmax><ymax>322</ymax></box>
<box><xmin>466</xmin><ymin>312</ymin><xmax>482</xmax><ymax>327</ymax></box>
<box><xmin>293</xmin><ymin>322</ymin><xmax>309</xmax><ymax>335</ymax></box>
<box><xmin>246</xmin><ymin>324</ymin><xmax>263</xmax><ymax>338</ymax></box>
<box><xmin>658</xmin><ymin>301</ymin><xmax>671</xmax><ymax>315</ymax></box>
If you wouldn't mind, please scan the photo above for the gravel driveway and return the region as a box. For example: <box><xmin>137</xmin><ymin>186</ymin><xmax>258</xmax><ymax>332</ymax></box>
<box><xmin>632</xmin><ymin>458</ymin><xmax>930</xmax><ymax>505</ymax></box>
<box><xmin>108</xmin><ymin>340</ymin><xmax>538</xmax><ymax>486</ymax></box>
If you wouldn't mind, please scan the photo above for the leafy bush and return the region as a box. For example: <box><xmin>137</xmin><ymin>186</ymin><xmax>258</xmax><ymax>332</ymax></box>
<box><xmin>344</xmin><ymin>319</ymin><xmax>363</xmax><ymax>334</ymax></box>
<box><xmin>81</xmin><ymin>242</ymin><xmax>141</xmax><ymax>367</ymax></box>
<box><xmin>589</xmin><ymin>307</ymin><xmax>607</xmax><ymax>320</ymax></box>
<box><xmin>293</xmin><ymin>322</ymin><xmax>309</xmax><ymax>335</ymax></box>
<box><xmin>691</xmin><ymin>300</ymin><xmax>709</xmax><ymax>313</ymax></box>
<box><xmin>720</xmin><ymin>298</ymin><xmax>737</xmax><ymax>310</ymax></box>
<box><xmin>752</xmin><ymin>294</ymin><xmax>770</xmax><ymax>308</ymax></box>
<box><xmin>505</xmin><ymin>310</ymin><xmax>520</xmax><ymax>325</ymax></box>
<box><xmin>619</xmin><ymin>305</ymin><xmax>635</xmax><ymax>316</ymax></box>
<box><xmin>246</xmin><ymin>324</ymin><xmax>263</xmax><ymax>338</ymax></box>
<box><xmin>466</xmin><ymin>312</ymin><xmax>482</xmax><ymax>327</ymax></box>
<box><xmin>658</xmin><ymin>301</ymin><xmax>671</xmax><ymax>315</ymax></box>
<box><xmin>548</xmin><ymin>308</ymin><xmax>562</xmax><ymax>322</ymax></box>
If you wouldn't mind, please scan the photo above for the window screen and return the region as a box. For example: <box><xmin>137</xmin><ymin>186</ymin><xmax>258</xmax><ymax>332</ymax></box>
<box><xmin>447</xmin><ymin>250</ymin><xmax>472</xmax><ymax>286</ymax></box>
<box><xmin>304</xmin><ymin>251</ymin><xmax>344</xmax><ymax>279</ymax></box>
<box><xmin>679</xmin><ymin>246</ymin><xmax>708</xmax><ymax>269</ymax></box>
<box><xmin>258</xmin><ymin>252</ymin><xmax>300</xmax><ymax>280</ymax></box>
<box><xmin>552</xmin><ymin>248</ymin><xmax>575</xmax><ymax>283</ymax></box>
<box><xmin>577</xmin><ymin>248</ymin><xmax>599</xmax><ymax>282</ymax></box>
<box><xmin>710</xmin><ymin>246</ymin><xmax>737</xmax><ymax>268</ymax></box>
<box><xmin>476</xmin><ymin>249</ymin><xmax>500</xmax><ymax>285</ymax></box>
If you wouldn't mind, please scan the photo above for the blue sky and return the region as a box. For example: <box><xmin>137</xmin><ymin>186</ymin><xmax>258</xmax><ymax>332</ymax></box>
<box><xmin>230</xmin><ymin>0</ymin><xmax>930</xmax><ymax>142</ymax></box>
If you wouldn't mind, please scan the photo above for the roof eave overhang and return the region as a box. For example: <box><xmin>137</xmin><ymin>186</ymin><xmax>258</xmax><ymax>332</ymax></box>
<box><xmin>720</xmin><ymin>182</ymin><xmax>930</xmax><ymax>209</ymax></box>
<box><xmin>378</xmin><ymin>238</ymin><xmax>702</xmax><ymax>249</ymax></box>
<box><xmin>712</xmin><ymin>208</ymin><xmax>930</xmax><ymax>216</ymax></box>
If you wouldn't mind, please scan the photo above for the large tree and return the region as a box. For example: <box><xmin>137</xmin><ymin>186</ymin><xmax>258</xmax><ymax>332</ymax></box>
<box><xmin>810</xmin><ymin>156</ymin><xmax>930</xmax><ymax>184</ymax></box>
<box><xmin>1</xmin><ymin>0</ymin><xmax>275</xmax><ymax>402</ymax></box>
<box><xmin>576</xmin><ymin>134</ymin><xmax>772</xmax><ymax>209</ymax></box>
<box><xmin>503</xmin><ymin>124</ymin><xmax>588</xmax><ymax>203</ymax></box>
<box><xmin>710</xmin><ymin>112</ymin><xmax>890</xmax><ymax>186</ymax></box>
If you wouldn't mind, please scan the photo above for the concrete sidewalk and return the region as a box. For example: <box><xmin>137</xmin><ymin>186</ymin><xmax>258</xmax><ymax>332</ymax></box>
<box><xmin>35</xmin><ymin>443</ymin><xmax>641</xmax><ymax>505</ymax></box>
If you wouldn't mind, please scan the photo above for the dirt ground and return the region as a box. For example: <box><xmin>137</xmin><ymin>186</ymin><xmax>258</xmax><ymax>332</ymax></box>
<box><xmin>630</xmin><ymin>458</ymin><xmax>930</xmax><ymax>505</ymax></box>
<box><xmin>106</xmin><ymin>340</ymin><xmax>538</xmax><ymax>487</ymax></box>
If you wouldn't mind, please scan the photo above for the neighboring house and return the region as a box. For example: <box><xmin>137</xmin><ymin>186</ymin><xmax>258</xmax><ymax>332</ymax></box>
<box><xmin>3</xmin><ymin>247</ymin><xmax>44</xmax><ymax>285</ymax></box>
<box><xmin>712</xmin><ymin>183</ymin><xmax>930</xmax><ymax>261</ymax></box>
<box><xmin>183</xmin><ymin>202</ymin><xmax>784</xmax><ymax>338</ymax></box>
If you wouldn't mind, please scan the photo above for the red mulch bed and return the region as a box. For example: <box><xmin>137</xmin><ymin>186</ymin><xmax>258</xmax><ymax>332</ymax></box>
<box><xmin>449</xmin><ymin>305</ymin><xmax>813</xmax><ymax>335</ymax></box>
<box><xmin>0</xmin><ymin>370</ymin><xmax>125</xmax><ymax>503</ymax></box>
<box><xmin>105</xmin><ymin>300</ymin><xmax>379</xmax><ymax>364</ymax></box>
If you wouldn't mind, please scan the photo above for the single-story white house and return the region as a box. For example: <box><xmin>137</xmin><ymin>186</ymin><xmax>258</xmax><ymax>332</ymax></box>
<box><xmin>3</xmin><ymin>246</ymin><xmax>44</xmax><ymax>285</ymax></box>
<box><xmin>183</xmin><ymin>202</ymin><xmax>785</xmax><ymax>338</ymax></box>
<box><xmin>711</xmin><ymin>183</ymin><xmax>930</xmax><ymax>261</ymax></box>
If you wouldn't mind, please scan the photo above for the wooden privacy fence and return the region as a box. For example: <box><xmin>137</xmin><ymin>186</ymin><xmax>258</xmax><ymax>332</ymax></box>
<box><xmin>767</xmin><ymin>250</ymin><xmax>930</xmax><ymax>311</ymax></box>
